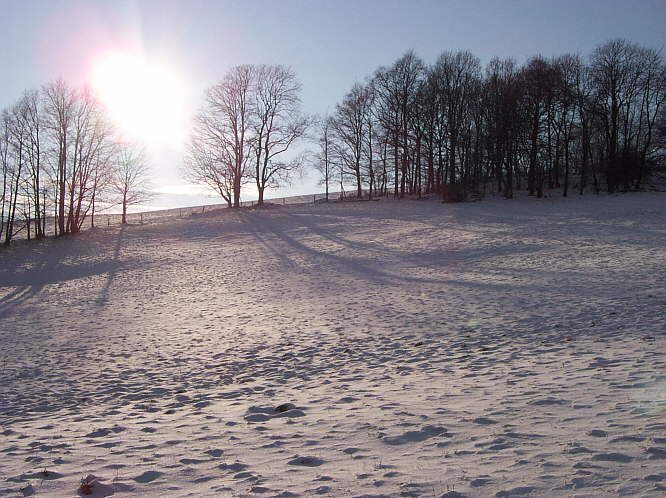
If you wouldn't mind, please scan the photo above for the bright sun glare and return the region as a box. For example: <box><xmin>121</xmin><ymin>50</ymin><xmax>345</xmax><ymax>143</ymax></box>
<box><xmin>91</xmin><ymin>52</ymin><xmax>187</xmax><ymax>146</ymax></box>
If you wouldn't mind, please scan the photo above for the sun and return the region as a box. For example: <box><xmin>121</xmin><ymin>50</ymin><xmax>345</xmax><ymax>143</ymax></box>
<box><xmin>90</xmin><ymin>52</ymin><xmax>187</xmax><ymax>146</ymax></box>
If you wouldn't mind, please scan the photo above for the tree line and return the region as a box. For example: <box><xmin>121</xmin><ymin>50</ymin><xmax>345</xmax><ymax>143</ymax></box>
<box><xmin>4</xmin><ymin>39</ymin><xmax>664</xmax><ymax>247</ymax></box>
<box><xmin>313</xmin><ymin>39</ymin><xmax>666</xmax><ymax>201</ymax></box>
<box><xmin>0</xmin><ymin>80</ymin><xmax>151</xmax><ymax>245</ymax></box>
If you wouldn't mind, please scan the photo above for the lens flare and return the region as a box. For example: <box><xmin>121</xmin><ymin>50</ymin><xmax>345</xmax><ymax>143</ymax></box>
<box><xmin>90</xmin><ymin>52</ymin><xmax>187</xmax><ymax>146</ymax></box>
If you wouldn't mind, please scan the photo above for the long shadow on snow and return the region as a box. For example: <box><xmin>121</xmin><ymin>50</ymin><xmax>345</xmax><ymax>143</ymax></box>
<box><xmin>95</xmin><ymin>226</ymin><xmax>127</xmax><ymax>306</ymax></box>
<box><xmin>238</xmin><ymin>210</ymin><xmax>428</xmax><ymax>285</ymax></box>
<box><xmin>0</xmin><ymin>237</ymin><xmax>72</xmax><ymax>318</ymax></box>
<box><xmin>0</xmin><ymin>227</ymin><xmax>130</xmax><ymax>317</ymax></box>
<box><xmin>283</xmin><ymin>211</ymin><xmax>407</xmax><ymax>258</ymax></box>
<box><xmin>239</xmin><ymin>210</ymin><xmax>529</xmax><ymax>291</ymax></box>
<box><xmin>279</xmin><ymin>210</ymin><xmax>545</xmax><ymax>269</ymax></box>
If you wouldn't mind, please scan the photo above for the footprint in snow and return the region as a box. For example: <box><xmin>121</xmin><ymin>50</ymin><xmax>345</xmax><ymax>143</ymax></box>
<box><xmin>529</xmin><ymin>397</ymin><xmax>568</xmax><ymax>406</ymax></box>
<box><xmin>592</xmin><ymin>452</ymin><xmax>633</xmax><ymax>463</ymax></box>
<box><xmin>20</xmin><ymin>484</ymin><xmax>34</xmax><ymax>497</ymax></box>
<box><xmin>342</xmin><ymin>447</ymin><xmax>363</xmax><ymax>454</ymax></box>
<box><xmin>133</xmin><ymin>470</ymin><xmax>163</xmax><ymax>483</ymax></box>
<box><xmin>647</xmin><ymin>447</ymin><xmax>666</xmax><ymax>459</ymax></box>
<box><xmin>288</xmin><ymin>456</ymin><xmax>324</xmax><ymax>467</ymax></box>
<box><xmin>218</xmin><ymin>462</ymin><xmax>248</xmax><ymax>472</ymax></box>
<box><xmin>382</xmin><ymin>425</ymin><xmax>447</xmax><ymax>445</ymax></box>
<box><xmin>470</xmin><ymin>477</ymin><xmax>493</xmax><ymax>487</ymax></box>
<box><xmin>244</xmin><ymin>404</ymin><xmax>305</xmax><ymax>422</ymax></box>
<box><xmin>495</xmin><ymin>486</ymin><xmax>536</xmax><ymax>497</ymax></box>
<box><xmin>309</xmin><ymin>485</ymin><xmax>331</xmax><ymax>494</ymax></box>
<box><xmin>472</xmin><ymin>417</ymin><xmax>497</xmax><ymax>425</ymax></box>
<box><xmin>19</xmin><ymin>470</ymin><xmax>65</xmax><ymax>481</ymax></box>
<box><xmin>610</xmin><ymin>435</ymin><xmax>644</xmax><ymax>443</ymax></box>
<box><xmin>85</xmin><ymin>426</ymin><xmax>124</xmax><ymax>438</ymax></box>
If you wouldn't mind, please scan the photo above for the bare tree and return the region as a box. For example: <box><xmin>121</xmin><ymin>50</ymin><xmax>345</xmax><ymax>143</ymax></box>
<box><xmin>520</xmin><ymin>56</ymin><xmax>561</xmax><ymax>197</ymax></box>
<box><xmin>18</xmin><ymin>90</ymin><xmax>46</xmax><ymax>238</ymax></box>
<box><xmin>89</xmin><ymin>139</ymin><xmax>116</xmax><ymax>228</ymax></box>
<box><xmin>331</xmin><ymin>83</ymin><xmax>372</xmax><ymax>198</ymax></box>
<box><xmin>373</xmin><ymin>51</ymin><xmax>425</xmax><ymax>197</ymax></box>
<box><xmin>186</xmin><ymin>66</ymin><xmax>254</xmax><ymax>207</ymax></box>
<box><xmin>251</xmin><ymin>65</ymin><xmax>309</xmax><ymax>205</ymax></box>
<box><xmin>42</xmin><ymin>79</ymin><xmax>76</xmax><ymax>236</ymax></box>
<box><xmin>431</xmin><ymin>50</ymin><xmax>482</xmax><ymax>191</ymax></box>
<box><xmin>65</xmin><ymin>89</ymin><xmax>116</xmax><ymax>233</ymax></box>
<box><xmin>111</xmin><ymin>145</ymin><xmax>152</xmax><ymax>224</ymax></box>
<box><xmin>1</xmin><ymin>101</ymin><xmax>33</xmax><ymax>245</ymax></box>
<box><xmin>0</xmin><ymin>112</ymin><xmax>8</xmax><ymax>240</ymax></box>
<box><xmin>634</xmin><ymin>47</ymin><xmax>666</xmax><ymax>185</ymax></box>
<box><xmin>185</xmin><ymin>65</ymin><xmax>309</xmax><ymax>207</ymax></box>
<box><xmin>313</xmin><ymin>114</ymin><xmax>334</xmax><ymax>201</ymax></box>
<box><xmin>183</xmin><ymin>134</ymin><xmax>234</xmax><ymax>208</ymax></box>
<box><xmin>590</xmin><ymin>39</ymin><xmax>645</xmax><ymax>191</ymax></box>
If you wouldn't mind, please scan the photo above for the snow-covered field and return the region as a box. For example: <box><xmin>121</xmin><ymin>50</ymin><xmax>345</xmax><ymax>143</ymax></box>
<box><xmin>1</xmin><ymin>192</ymin><xmax>665</xmax><ymax>497</ymax></box>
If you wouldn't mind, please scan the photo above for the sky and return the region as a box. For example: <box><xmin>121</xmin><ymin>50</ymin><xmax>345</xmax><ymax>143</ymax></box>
<box><xmin>1</xmin><ymin>0</ymin><xmax>665</xmax><ymax>209</ymax></box>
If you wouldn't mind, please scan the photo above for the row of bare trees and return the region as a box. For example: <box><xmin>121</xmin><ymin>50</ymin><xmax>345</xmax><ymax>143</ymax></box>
<box><xmin>315</xmin><ymin>39</ymin><xmax>666</xmax><ymax>201</ymax></box>
<box><xmin>1</xmin><ymin>80</ymin><xmax>151</xmax><ymax>245</ymax></box>
<box><xmin>184</xmin><ymin>64</ymin><xmax>310</xmax><ymax>207</ymax></box>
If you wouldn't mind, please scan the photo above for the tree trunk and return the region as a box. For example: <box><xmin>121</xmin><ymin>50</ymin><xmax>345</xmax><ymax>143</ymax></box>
<box><xmin>121</xmin><ymin>193</ymin><xmax>128</xmax><ymax>224</ymax></box>
<box><xmin>258</xmin><ymin>186</ymin><xmax>265</xmax><ymax>206</ymax></box>
<box><xmin>58</xmin><ymin>140</ymin><xmax>66</xmax><ymax>236</ymax></box>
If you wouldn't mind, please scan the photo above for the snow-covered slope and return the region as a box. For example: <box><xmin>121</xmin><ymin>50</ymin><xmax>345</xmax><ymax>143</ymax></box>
<box><xmin>1</xmin><ymin>192</ymin><xmax>665</xmax><ymax>497</ymax></box>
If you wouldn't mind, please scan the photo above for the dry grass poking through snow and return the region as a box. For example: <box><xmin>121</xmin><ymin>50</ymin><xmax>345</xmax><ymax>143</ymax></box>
<box><xmin>0</xmin><ymin>192</ymin><xmax>665</xmax><ymax>497</ymax></box>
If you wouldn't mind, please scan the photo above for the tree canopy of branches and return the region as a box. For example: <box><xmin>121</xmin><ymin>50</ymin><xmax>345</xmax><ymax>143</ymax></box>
<box><xmin>324</xmin><ymin>39</ymin><xmax>665</xmax><ymax>201</ymax></box>
<box><xmin>185</xmin><ymin>64</ymin><xmax>309</xmax><ymax>207</ymax></box>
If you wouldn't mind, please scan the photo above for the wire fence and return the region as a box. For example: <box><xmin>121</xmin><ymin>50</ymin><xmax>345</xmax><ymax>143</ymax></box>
<box><xmin>106</xmin><ymin>192</ymin><xmax>339</xmax><ymax>225</ymax></box>
<box><xmin>4</xmin><ymin>192</ymin><xmax>345</xmax><ymax>242</ymax></box>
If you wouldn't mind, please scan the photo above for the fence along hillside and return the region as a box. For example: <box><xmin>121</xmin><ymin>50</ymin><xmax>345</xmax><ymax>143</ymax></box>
<box><xmin>4</xmin><ymin>192</ymin><xmax>340</xmax><ymax>242</ymax></box>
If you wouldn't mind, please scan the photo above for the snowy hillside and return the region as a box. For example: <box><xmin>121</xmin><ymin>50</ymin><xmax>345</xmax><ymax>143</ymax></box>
<box><xmin>1</xmin><ymin>192</ymin><xmax>665</xmax><ymax>497</ymax></box>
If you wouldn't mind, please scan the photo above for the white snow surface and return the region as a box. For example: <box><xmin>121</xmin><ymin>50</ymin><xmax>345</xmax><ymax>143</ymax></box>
<box><xmin>1</xmin><ymin>192</ymin><xmax>665</xmax><ymax>497</ymax></box>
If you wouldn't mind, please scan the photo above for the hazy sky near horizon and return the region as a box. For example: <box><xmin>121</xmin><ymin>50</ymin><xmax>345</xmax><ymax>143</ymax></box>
<box><xmin>1</xmin><ymin>0</ymin><xmax>665</xmax><ymax>206</ymax></box>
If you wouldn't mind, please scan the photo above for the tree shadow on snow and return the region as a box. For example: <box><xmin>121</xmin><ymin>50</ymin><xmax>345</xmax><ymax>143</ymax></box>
<box><xmin>95</xmin><ymin>226</ymin><xmax>127</xmax><ymax>306</ymax></box>
<box><xmin>0</xmin><ymin>227</ymin><xmax>129</xmax><ymax>317</ymax></box>
<box><xmin>237</xmin><ymin>210</ymin><xmax>526</xmax><ymax>292</ymax></box>
<box><xmin>0</xmin><ymin>238</ymin><xmax>70</xmax><ymax>318</ymax></box>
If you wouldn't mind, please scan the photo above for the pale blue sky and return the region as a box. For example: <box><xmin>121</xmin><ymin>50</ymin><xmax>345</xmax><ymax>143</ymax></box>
<box><xmin>1</xmin><ymin>0</ymin><xmax>665</xmax><ymax>206</ymax></box>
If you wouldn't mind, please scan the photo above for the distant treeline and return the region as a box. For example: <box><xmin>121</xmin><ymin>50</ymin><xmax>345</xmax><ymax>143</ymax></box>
<box><xmin>0</xmin><ymin>81</ymin><xmax>150</xmax><ymax>246</ymax></box>
<box><xmin>315</xmin><ymin>39</ymin><xmax>666</xmax><ymax>201</ymax></box>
